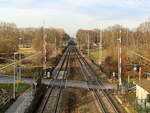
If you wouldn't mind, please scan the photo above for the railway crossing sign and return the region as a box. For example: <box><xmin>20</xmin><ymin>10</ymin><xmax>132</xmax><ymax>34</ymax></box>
<box><xmin>16</xmin><ymin>80</ymin><xmax>21</xmax><ymax>83</ymax></box>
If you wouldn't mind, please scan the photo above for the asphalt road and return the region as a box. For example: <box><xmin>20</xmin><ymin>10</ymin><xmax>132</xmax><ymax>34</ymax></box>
<box><xmin>0</xmin><ymin>75</ymin><xmax>117</xmax><ymax>89</ymax></box>
<box><xmin>0</xmin><ymin>75</ymin><xmax>50</xmax><ymax>84</ymax></box>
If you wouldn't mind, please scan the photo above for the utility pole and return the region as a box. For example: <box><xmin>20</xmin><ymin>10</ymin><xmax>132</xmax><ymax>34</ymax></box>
<box><xmin>55</xmin><ymin>36</ymin><xmax>57</xmax><ymax>57</ymax></box>
<box><xmin>13</xmin><ymin>53</ymin><xmax>17</xmax><ymax>99</ymax></box>
<box><xmin>88</xmin><ymin>32</ymin><xmax>90</xmax><ymax>58</ymax></box>
<box><xmin>118</xmin><ymin>30</ymin><xmax>122</xmax><ymax>87</ymax></box>
<box><xmin>19</xmin><ymin>37</ymin><xmax>22</xmax><ymax>82</ymax></box>
<box><xmin>19</xmin><ymin>53</ymin><xmax>21</xmax><ymax>81</ymax></box>
<box><xmin>99</xmin><ymin>29</ymin><xmax>103</xmax><ymax>65</ymax></box>
<box><xmin>43</xmin><ymin>27</ymin><xmax>47</xmax><ymax>77</ymax></box>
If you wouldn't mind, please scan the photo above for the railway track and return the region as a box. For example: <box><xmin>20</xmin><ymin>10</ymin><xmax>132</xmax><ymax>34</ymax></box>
<box><xmin>37</xmin><ymin>45</ymin><xmax>124</xmax><ymax>113</ymax></box>
<box><xmin>37</xmin><ymin>47</ymin><xmax>71</xmax><ymax>113</ymax></box>
<box><xmin>73</xmin><ymin>46</ymin><xmax>123</xmax><ymax>113</ymax></box>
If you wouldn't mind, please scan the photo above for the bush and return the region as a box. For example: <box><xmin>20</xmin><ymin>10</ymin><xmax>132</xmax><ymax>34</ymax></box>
<box><xmin>101</xmin><ymin>56</ymin><xmax>118</xmax><ymax>78</ymax></box>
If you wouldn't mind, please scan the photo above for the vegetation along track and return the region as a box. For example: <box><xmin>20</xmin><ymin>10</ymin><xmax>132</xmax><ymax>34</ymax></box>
<box><xmin>73</xmin><ymin>46</ymin><xmax>123</xmax><ymax>113</ymax></box>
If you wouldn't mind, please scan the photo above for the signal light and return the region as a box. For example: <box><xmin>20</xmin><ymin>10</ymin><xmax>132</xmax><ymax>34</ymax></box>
<box><xmin>133</xmin><ymin>66</ymin><xmax>142</xmax><ymax>73</ymax></box>
<box><xmin>133</xmin><ymin>66</ymin><xmax>139</xmax><ymax>71</ymax></box>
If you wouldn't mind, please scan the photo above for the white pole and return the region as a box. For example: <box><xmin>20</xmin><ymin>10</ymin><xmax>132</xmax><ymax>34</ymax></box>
<box><xmin>118</xmin><ymin>30</ymin><xmax>122</xmax><ymax>86</ymax></box>
<box><xmin>139</xmin><ymin>67</ymin><xmax>142</xmax><ymax>81</ymax></box>
<box><xmin>128</xmin><ymin>75</ymin><xmax>130</xmax><ymax>84</ymax></box>
<box><xmin>19</xmin><ymin>38</ymin><xmax>22</xmax><ymax>81</ymax></box>
<box><xmin>43</xmin><ymin>27</ymin><xmax>47</xmax><ymax>77</ymax></box>
<box><xmin>88</xmin><ymin>32</ymin><xmax>90</xmax><ymax>58</ymax></box>
<box><xmin>19</xmin><ymin>53</ymin><xmax>21</xmax><ymax>81</ymax></box>
<box><xmin>13</xmin><ymin>53</ymin><xmax>16</xmax><ymax>99</ymax></box>
<box><xmin>99</xmin><ymin>30</ymin><xmax>103</xmax><ymax>65</ymax></box>
<box><xmin>99</xmin><ymin>30</ymin><xmax>100</xmax><ymax>64</ymax></box>
<box><xmin>55</xmin><ymin>36</ymin><xmax>57</xmax><ymax>56</ymax></box>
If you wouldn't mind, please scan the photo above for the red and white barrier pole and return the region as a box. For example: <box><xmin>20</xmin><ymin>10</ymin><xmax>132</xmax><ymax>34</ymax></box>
<box><xmin>139</xmin><ymin>67</ymin><xmax>142</xmax><ymax>81</ymax></box>
<box><xmin>43</xmin><ymin>27</ymin><xmax>47</xmax><ymax>77</ymax></box>
<box><xmin>118</xmin><ymin>30</ymin><xmax>122</xmax><ymax>86</ymax></box>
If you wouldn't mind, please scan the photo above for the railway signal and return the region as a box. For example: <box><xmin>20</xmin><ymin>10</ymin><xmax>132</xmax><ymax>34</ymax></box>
<box><xmin>133</xmin><ymin>66</ymin><xmax>142</xmax><ymax>81</ymax></box>
<box><xmin>133</xmin><ymin>66</ymin><xmax>139</xmax><ymax>71</ymax></box>
<box><xmin>126</xmin><ymin>64</ymin><xmax>144</xmax><ymax>82</ymax></box>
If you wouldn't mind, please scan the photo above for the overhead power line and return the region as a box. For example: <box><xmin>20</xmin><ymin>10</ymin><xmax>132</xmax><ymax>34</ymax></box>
<box><xmin>131</xmin><ymin>51</ymin><xmax>150</xmax><ymax>62</ymax></box>
<box><xmin>0</xmin><ymin>52</ymin><xmax>41</xmax><ymax>70</ymax></box>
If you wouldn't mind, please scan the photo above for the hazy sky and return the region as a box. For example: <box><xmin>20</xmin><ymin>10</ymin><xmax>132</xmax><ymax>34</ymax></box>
<box><xmin>0</xmin><ymin>0</ymin><xmax>150</xmax><ymax>36</ymax></box>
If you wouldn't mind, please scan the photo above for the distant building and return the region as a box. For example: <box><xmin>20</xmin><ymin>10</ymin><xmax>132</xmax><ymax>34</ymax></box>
<box><xmin>135</xmin><ymin>80</ymin><xmax>150</xmax><ymax>112</ymax></box>
<box><xmin>144</xmin><ymin>73</ymin><xmax>150</xmax><ymax>80</ymax></box>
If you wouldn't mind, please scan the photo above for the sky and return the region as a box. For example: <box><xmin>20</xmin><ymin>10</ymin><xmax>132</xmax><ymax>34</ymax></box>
<box><xmin>0</xmin><ymin>0</ymin><xmax>150</xmax><ymax>36</ymax></box>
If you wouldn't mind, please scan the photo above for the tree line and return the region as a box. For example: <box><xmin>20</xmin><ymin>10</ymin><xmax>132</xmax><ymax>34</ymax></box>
<box><xmin>76</xmin><ymin>21</ymin><xmax>150</xmax><ymax>78</ymax></box>
<box><xmin>0</xmin><ymin>22</ymin><xmax>70</xmax><ymax>56</ymax></box>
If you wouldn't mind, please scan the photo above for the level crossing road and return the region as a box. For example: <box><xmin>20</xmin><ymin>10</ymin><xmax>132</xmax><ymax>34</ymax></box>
<box><xmin>0</xmin><ymin>75</ymin><xmax>117</xmax><ymax>90</ymax></box>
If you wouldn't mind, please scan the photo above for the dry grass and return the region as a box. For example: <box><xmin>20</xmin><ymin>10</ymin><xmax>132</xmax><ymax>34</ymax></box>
<box><xmin>18</xmin><ymin>47</ymin><xmax>37</xmax><ymax>54</ymax></box>
<box><xmin>89</xmin><ymin>48</ymin><xmax>107</xmax><ymax>64</ymax></box>
<box><xmin>60</xmin><ymin>88</ymin><xmax>100</xmax><ymax>113</ymax></box>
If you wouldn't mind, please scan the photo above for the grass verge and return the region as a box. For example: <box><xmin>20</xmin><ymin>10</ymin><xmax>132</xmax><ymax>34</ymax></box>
<box><xmin>0</xmin><ymin>83</ymin><xmax>30</xmax><ymax>113</ymax></box>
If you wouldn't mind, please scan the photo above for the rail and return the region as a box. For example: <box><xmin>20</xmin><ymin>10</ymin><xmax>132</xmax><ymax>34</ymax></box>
<box><xmin>73</xmin><ymin>47</ymin><xmax>122</xmax><ymax>113</ymax></box>
<box><xmin>37</xmin><ymin>47</ymin><xmax>71</xmax><ymax>113</ymax></box>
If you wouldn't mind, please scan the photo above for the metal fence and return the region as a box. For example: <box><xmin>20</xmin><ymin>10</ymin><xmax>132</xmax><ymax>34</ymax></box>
<box><xmin>135</xmin><ymin>98</ymin><xmax>150</xmax><ymax>113</ymax></box>
<box><xmin>0</xmin><ymin>97</ymin><xmax>11</xmax><ymax>109</ymax></box>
